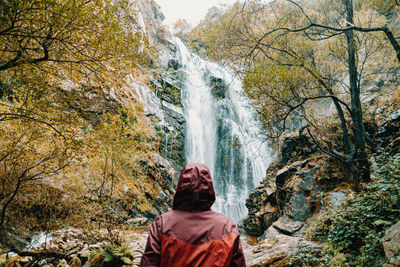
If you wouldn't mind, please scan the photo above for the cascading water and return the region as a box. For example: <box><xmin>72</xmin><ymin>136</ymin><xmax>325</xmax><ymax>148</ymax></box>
<box><xmin>176</xmin><ymin>39</ymin><xmax>273</xmax><ymax>222</ymax></box>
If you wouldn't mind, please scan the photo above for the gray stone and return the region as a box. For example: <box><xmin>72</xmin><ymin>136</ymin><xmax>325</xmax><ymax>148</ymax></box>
<box><xmin>298</xmin><ymin>166</ymin><xmax>318</xmax><ymax>192</ymax></box>
<box><xmin>209</xmin><ymin>76</ymin><xmax>227</xmax><ymax>99</ymax></box>
<box><xmin>276</xmin><ymin>167</ymin><xmax>291</xmax><ymax>187</ymax></box>
<box><xmin>266</xmin><ymin>187</ymin><xmax>276</xmax><ymax>196</ymax></box>
<box><xmin>258</xmin><ymin>226</ymin><xmax>280</xmax><ymax>242</ymax></box>
<box><xmin>167</xmin><ymin>59</ymin><xmax>180</xmax><ymax>70</ymax></box>
<box><xmin>260</xmin><ymin>205</ymin><xmax>279</xmax><ymax>229</ymax></box>
<box><xmin>382</xmin><ymin>220</ymin><xmax>400</xmax><ymax>265</ymax></box>
<box><xmin>242</xmin><ymin>215</ymin><xmax>265</xmax><ymax>236</ymax></box>
<box><xmin>280</xmin><ymin>134</ymin><xmax>316</xmax><ymax>165</ymax></box>
<box><xmin>377</xmin><ymin>109</ymin><xmax>400</xmax><ymax>148</ymax></box>
<box><xmin>288</xmin><ymin>159</ymin><xmax>309</xmax><ymax>171</ymax></box>
<box><xmin>286</xmin><ymin>192</ymin><xmax>311</xmax><ymax>221</ymax></box>
<box><xmin>391</xmin><ymin>109</ymin><xmax>400</xmax><ymax>121</ymax></box>
<box><xmin>127</xmin><ymin>217</ymin><xmax>148</xmax><ymax>226</ymax></box>
<box><xmin>273</xmin><ymin>215</ymin><xmax>303</xmax><ymax>235</ymax></box>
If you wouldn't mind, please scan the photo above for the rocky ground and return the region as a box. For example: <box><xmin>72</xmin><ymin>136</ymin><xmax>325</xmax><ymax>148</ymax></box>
<box><xmin>2</xmin><ymin>215</ymin><xmax>400</xmax><ymax>266</ymax></box>
<box><xmin>1</xmin><ymin>228</ymin><xmax>320</xmax><ymax>267</ymax></box>
<box><xmin>3</xmin><ymin>112</ymin><xmax>400</xmax><ymax>267</ymax></box>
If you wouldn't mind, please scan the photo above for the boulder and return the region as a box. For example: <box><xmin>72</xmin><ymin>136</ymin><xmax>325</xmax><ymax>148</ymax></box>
<box><xmin>243</xmin><ymin>186</ymin><xmax>279</xmax><ymax>235</ymax></box>
<box><xmin>167</xmin><ymin>59</ymin><xmax>180</xmax><ymax>70</ymax></box>
<box><xmin>298</xmin><ymin>165</ymin><xmax>318</xmax><ymax>192</ymax></box>
<box><xmin>260</xmin><ymin>204</ymin><xmax>279</xmax><ymax>229</ymax></box>
<box><xmin>273</xmin><ymin>215</ymin><xmax>303</xmax><ymax>235</ymax></box>
<box><xmin>258</xmin><ymin>226</ymin><xmax>281</xmax><ymax>242</ymax></box>
<box><xmin>382</xmin><ymin>220</ymin><xmax>400</xmax><ymax>266</ymax></box>
<box><xmin>241</xmin><ymin>215</ymin><xmax>265</xmax><ymax>236</ymax></box>
<box><xmin>209</xmin><ymin>76</ymin><xmax>227</xmax><ymax>99</ymax></box>
<box><xmin>245</xmin><ymin>187</ymin><xmax>270</xmax><ymax>215</ymax></box>
<box><xmin>280</xmin><ymin>134</ymin><xmax>316</xmax><ymax>165</ymax></box>
<box><xmin>285</xmin><ymin>192</ymin><xmax>311</xmax><ymax>222</ymax></box>
<box><xmin>276</xmin><ymin>167</ymin><xmax>291</xmax><ymax>188</ymax></box>
<box><xmin>377</xmin><ymin>109</ymin><xmax>400</xmax><ymax>150</ymax></box>
<box><xmin>276</xmin><ymin>160</ymin><xmax>309</xmax><ymax>188</ymax></box>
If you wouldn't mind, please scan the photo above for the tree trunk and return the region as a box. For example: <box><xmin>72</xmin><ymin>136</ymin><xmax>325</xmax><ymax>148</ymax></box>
<box><xmin>344</xmin><ymin>0</ymin><xmax>370</xmax><ymax>188</ymax></box>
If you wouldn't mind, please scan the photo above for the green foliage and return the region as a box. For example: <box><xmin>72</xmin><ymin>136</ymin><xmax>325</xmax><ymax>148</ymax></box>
<box><xmin>0</xmin><ymin>0</ymin><xmax>165</xmax><ymax>245</ymax></box>
<box><xmin>86</xmin><ymin>244</ymin><xmax>135</xmax><ymax>266</ymax></box>
<box><xmin>305</xmin><ymin>153</ymin><xmax>400</xmax><ymax>266</ymax></box>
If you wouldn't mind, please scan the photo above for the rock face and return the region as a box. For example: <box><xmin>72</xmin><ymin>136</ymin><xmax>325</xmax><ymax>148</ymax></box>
<box><xmin>240</xmin><ymin>139</ymin><xmax>321</xmax><ymax>236</ymax></box>
<box><xmin>382</xmin><ymin>220</ymin><xmax>400</xmax><ymax>266</ymax></box>
<box><xmin>239</xmin><ymin>130</ymin><xmax>362</xmax><ymax>265</ymax></box>
<box><xmin>240</xmin><ymin>186</ymin><xmax>279</xmax><ymax>236</ymax></box>
<box><xmin>135</xmin><ymin>0</ymin><xmax>169</xmax><ymax>45</ymax></box>
<box><xmin>377</xmin><ymin>109</ymin><xmax>400</xmax><ymax>155</ymax></box>
<box><xmin>280</xmin><ymin>134</ymin><xmax>317</xmax><ymax>165</ymax></box>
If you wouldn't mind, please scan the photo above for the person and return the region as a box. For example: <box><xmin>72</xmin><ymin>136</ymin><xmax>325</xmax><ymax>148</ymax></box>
<box><xmin>140</xmin><ymin>163</ymin><xmax>246</xmax><ymax>267</ymax></box>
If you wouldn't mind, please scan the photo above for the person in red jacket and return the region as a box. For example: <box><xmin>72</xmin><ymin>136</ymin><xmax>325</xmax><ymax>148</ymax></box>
<box><xmin>140</xmin><ymin>162</ymin><xmax>246</xmax><ymax>267</ymax></box>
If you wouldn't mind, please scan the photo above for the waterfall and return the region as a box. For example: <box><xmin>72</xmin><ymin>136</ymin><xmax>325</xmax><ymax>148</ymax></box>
<box><xmin>175</xmin><ymin>39</ymin><xmax>273</xmax><ymax>222</ymax></box>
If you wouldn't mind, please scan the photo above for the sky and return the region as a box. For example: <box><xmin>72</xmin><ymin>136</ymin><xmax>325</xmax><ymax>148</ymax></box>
<box><xmin>155</xmin><ymin>0</ymin><xmax>239</xmax><ymax>27</ymax></box>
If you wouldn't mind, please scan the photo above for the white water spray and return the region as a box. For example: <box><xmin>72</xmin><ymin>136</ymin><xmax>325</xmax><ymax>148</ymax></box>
<box><xmin>176</xmin><ymin>39</ymin><xmax>273</xmax><ymax>222</ymax></box>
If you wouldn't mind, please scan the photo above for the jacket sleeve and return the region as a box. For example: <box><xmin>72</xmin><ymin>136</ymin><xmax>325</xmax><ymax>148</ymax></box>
<box><xmin>230</xmin><ymin>235</ymin><xmax>246</xmax><ymax>267</ymax></box>
<box><xmin>140</xmin><ymin>216</ymin><xmax>162</xmax><ymax>267</ymax></box>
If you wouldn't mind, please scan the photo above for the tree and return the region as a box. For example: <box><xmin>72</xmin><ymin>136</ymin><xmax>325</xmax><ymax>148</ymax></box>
<box><xmin>0</xmin><ymin>0</ymin><xmax>156</xmax><ymax>235</ymax></box>
<box><xmin>0</xmin><ymin>0</ymin><xmax>149</xmax><ymax>80</ymax></box>
<box><xmin>172</xmin><ymin>19</ymin><xmax>192</xmax><ymax>39</ymax></box>
<box><xmin>189</xmin><ymin>0</ymin><xmax>400</xmax><ymax>188</ymax></box>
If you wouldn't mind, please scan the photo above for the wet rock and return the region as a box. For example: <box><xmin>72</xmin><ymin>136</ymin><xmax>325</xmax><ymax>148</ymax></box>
<box><xmin>276</xmin><ymin>160</ymin><xmax>309</xmax><ymax>188</ymax></box>
<box><xmin>382</xmin><ymin>220</ymin><xmax>400</xmax><ymax>266</ymax></box>
<box><xmin>281</xmin><ymin>134</ymin><xmax>316</xmax><ymax>165</ymax></box>
<box><xmin>260</xmin><ymin>204</ymin><xmax>279</xmax><ymax>229</ymax></box>
<box><xmin>273</xmin><ymin>215</ymin><xmax>303</xmax><ymax>235</ymax></box>
<box><xmin>167</xmin><ymin>59</ymin><xmax>180</xmax><ymax>70</ymax></box>
<box><xmin>242</xmin><ymin>185</ymin><xmax>280</xmax><ymax>235</ymax></box>
<box><xmin>245</xmin><ymin>187</ymin><xmax>276</xmax><ymax>214</ymax></box>
<box><xmin>377</xmin><ymin>109</ymin><xmax>400</xmax><ymax>150</ymax></box>
<box><xmin>258</xmin><ymin>226</ymin><xmax>280</xmax><ymax>242</ymax></box>
<box><xmin>298</xmin><ymin>165</ymin><xmax>318</xmax><ymax>192</ymax></box>
<box><xmin>241</xmin><ymin>215</ymin><xmax>265</xmax><ymax>236</ymax></box>
<box><xmin>82</xmin><ymin>254</ymin><xmax>103</xmax><ymax>267</ymax></box>
<box><xmin>209</xmin><ymin>76</ymin><xmax>227</xmax><ymax>99</ymax></box>
<box><xmin>285</xmin><ymin>192</ymin><xmax>311</xmax><ymax>222</ymax></box>
<box><xmin>276</xmin><ymin>167</ymin><xmax>291</xmax><ymax>188</ymax></box>
<box><xmin>262</xmin><ymin>161</ymin><xmax>280</xmax><ymax>186</ymax></box>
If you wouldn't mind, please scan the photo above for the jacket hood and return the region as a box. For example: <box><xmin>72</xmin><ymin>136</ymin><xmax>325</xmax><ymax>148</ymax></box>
<box><xmin>173</xmin><ymin>163</ymin><xmax>216</xmax><ymax>211</ymax></box>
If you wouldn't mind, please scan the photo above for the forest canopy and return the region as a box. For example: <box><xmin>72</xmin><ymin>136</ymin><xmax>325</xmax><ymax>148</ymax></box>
<box><xmin>186</xmin><ymin>0</ymin><xmax>400</xmax><ymax>188</ymax></box>
<box><xmin>0</xmin><ymin>0</ymin><xmax>167</xmax><ymax>244</ymax></box>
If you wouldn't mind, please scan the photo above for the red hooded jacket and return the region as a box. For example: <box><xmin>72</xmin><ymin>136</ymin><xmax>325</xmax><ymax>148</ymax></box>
<box><xmin>140</xmin><ymin>163</ymin><xmax>246</xmax><ymax>267</ymax></box>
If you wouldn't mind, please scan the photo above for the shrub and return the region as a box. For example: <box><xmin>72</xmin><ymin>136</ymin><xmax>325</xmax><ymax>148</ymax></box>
<box><xmin>305</xmin><ymin>153</ymin><xmax>400</xmax><ymax>266</ymax></box>
<box><xmin>85</xmin><ymin>244</ymin><xmax>135</xmax><ymax>267</ymax></box>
